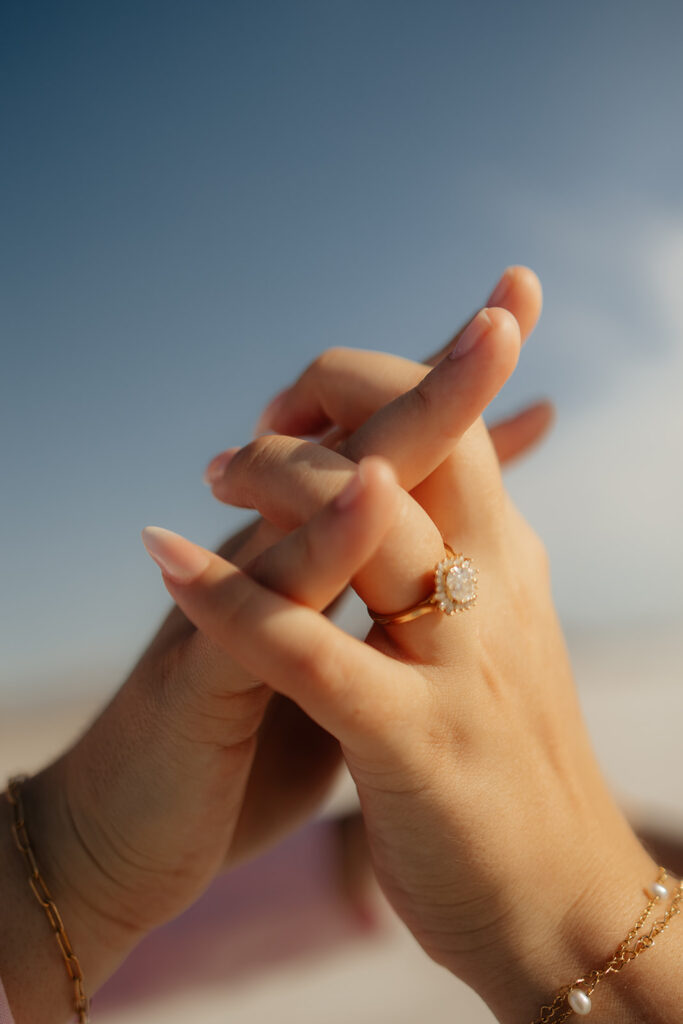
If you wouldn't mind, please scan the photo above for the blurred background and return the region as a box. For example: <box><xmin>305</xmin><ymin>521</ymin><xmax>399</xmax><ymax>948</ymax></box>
<box><xmin>1</xmin><ymin>2</ymin><xmax>682</xmax><ymax>1021</ymax></box>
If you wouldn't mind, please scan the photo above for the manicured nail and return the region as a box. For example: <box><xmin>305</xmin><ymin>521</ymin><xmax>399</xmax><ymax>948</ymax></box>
<box><xmin>203</xmin><ymin>447</ymin><xmax>240</xmax><ymax>485</ymax></box>
<box><xmin>334</xmin><ymin>463</ymin><xmax>367</xmax><ymax>511</ymax></box>
<box><xmin>253</xmin><ymin>388</ymin><xmax>290</xmax><ymax>437</ymax></box>
<box><xmin>141</xmin><ymin>526</ymin><xmax>211</xmax><ymax>583</ymax></box>
<box><xmin>487</xmin><ymin>267</ymin><xmax>513</xmax><ymax>306</ymax></box>
<box><xmin>449</xmin><ymin>308</ymin><xmax>492</xmax><ymax>359</ymax></box>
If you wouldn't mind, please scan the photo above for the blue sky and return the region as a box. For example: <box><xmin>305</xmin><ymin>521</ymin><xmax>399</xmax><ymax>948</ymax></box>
<box><xmin>2</xmin><ymin>1</ymin><xmax>683</xmax><ymax>702</ymax></box>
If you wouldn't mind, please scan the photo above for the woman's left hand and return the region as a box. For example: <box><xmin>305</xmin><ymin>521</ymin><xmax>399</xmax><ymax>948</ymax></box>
<box><xmin>11</xmin><ymin>304</ymin><xmax>526</xmax><ymax>1024</ymax></box>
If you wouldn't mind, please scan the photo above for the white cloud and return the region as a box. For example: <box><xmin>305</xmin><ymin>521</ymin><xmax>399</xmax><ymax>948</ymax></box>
<box><xmin>504</xmin><ymin>205</ymin><xmax>683</xmax><ymax>624</ymax></box>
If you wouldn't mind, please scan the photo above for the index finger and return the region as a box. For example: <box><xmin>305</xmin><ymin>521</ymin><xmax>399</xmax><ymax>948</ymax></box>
<box><xmin>340</xmin><ymin>307</ymin><xmax>520</xmax><ymax>487</ymax></box>
<box><xmin>209</xmin><ymin>307</ymin><xmax>520</xmax><ymax>501</ymax></box>
<box><xmin>423</xmin><ymin>265</ymin><xmax>542</xmax><ymax>366</ymax></box>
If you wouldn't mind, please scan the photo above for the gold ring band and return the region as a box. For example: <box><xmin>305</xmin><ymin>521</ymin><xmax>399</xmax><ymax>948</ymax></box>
<box><xmin>368</xmin><ymin>545</ymin><xmax>478</xmax><ymax>626</ymax></box>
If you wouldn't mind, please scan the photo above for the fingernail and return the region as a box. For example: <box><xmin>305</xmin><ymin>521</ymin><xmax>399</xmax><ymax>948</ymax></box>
<box><xmin>141</xmin><ymin>526</ymin><xmax>211</xmax><ymax>583</ymax></box>
<box><xmin>253</xmin><ymin>388</ymin><xmax>290</xmax><ymax>437</ymax></box>
<box><xmin>449</xmin><ymin>308</ymin><xmax>492</xmax><ymax>359</ymax></box>
<box><xmin>203</xmin><ymin>447</ymin><xmax>240</xmax><ymax>485</ymax></box>
<box><xmin>487</xmin><ymin>268</ymin><xmax>513</xmax><ymax>306</ymax></box>
<box><xmin>334</xmin><ymin>463</ymin><xmax>367</xmax><ymax>511</ymax></box>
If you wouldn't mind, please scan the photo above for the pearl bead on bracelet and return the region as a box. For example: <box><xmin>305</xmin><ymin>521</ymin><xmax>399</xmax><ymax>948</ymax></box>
<box><xmin>530</xmin><ymin>869</ymin><xmax>682</xmax><ymax>1023</ymax></box>
<box><xmin>567</xmin><ymin>987</ymin><xmax>592</xmax><ymax>1015</ymax></box>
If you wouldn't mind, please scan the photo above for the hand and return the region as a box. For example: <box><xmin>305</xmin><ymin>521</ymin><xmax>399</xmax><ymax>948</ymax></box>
<box><xmin>157</xmin><ymin>349</ymin><xmax>664</xmax><ymax>1022</ymax></box>
<box><xmin>0</xmin><ymin>458</ymin><xmax>401</xmax><ymax>1024</ymax></box>
<box><xmin>204</xmin><ymin>266</ymin><xmax>549</xmax><ymax>857</ymax></box>
<box><xmin>12</xmin><ymin>281</ymin><xmax>530</xmax><ymax>1020</ymax></box>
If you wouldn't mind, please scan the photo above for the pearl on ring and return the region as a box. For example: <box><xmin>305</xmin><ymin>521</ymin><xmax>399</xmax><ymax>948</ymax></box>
<box><xmin>567</xmin><ymin>987</ymin><xmax>592</xmax><ymax>1015</ymax></box>
<box><xmin>650</xmin><ymin>881</ymin><xmax>668</xmax><ymax>900</ymax></box>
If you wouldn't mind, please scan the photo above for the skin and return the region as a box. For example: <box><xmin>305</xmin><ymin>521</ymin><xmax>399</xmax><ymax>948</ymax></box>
<box><xmin>152</xmin><ymin>413</ymin><xmax>682</xmax><ymax>1019</ymax></box>
<box><xmin>3</xmin><ymin>268</ymin><xmax>680</xmax><ymax>1022</ymax></box>
<box><xmin>0</xmin><ymin>268</ymin><xmax>554</xmax><ymax>1023</ymax></box>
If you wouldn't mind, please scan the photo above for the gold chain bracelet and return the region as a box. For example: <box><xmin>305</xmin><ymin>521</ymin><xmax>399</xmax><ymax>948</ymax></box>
<box><xmin>531</xmin><ymin>868</ymin><xmax>683</xmax><ymax>1022</ymax></box>
<box><xmin>6</xmin><ymin>775</ymin><xmax>90</xmax><ymax>1023</ymax></box>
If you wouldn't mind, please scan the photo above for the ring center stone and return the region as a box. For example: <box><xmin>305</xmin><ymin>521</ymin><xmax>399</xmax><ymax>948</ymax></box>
<box><xmin>446</xmin><ymin>563</ymin><xmax>477</xmax><ymax>604</ymax></box>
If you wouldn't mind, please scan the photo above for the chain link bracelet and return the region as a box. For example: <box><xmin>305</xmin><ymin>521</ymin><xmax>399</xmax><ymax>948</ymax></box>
<box><xmin>6</xmin><ymin>775</ymin><xmax>90</xmax><ymax>1023</ymax></box>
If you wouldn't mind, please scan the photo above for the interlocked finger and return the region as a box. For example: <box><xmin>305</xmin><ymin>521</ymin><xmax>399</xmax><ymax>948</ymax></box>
<box><xmin>159</xmin><ymin>540</ymin><xmax>419</xmax><ymax>755</ymax></box>
<box><xmin>215</xmin><ymin>434</ymin><xmax>447</xmax><ymax>618</ymax></box>
<box><xmin>211</xmin><ymin>308</ymin><xmax>520</xmax><ymax>520</ymax></box>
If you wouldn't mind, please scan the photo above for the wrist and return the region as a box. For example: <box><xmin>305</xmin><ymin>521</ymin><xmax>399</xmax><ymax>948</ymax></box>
<box><xmin>0</xmin><ymin>789</ymin><xmax>72</xmax><ymax>1024</ymax></box>
<box><xmin>0</xmin><ymin>774</ymin><xmax>133</xmax><ymax>1024</ymax></box>
<box><xmin>456</xmin><ymin>813</ymin><xmax>678</xmax><ymax>1024</ymax></box>
<box><xmin>0</xmin><ymin>765</ymin><xmax>141</xmax><ymax>1023</ymax></box>
<box><xmin>28</xmin><ymin>759</ymin><xmax>145</xmax><ymax>952</ymax></box>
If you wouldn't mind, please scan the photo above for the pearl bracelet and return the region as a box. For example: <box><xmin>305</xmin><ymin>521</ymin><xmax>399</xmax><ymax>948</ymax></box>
<box><xmin>531</xmin><ymin>868</ymin><xmax>682</xmax><ymax>1022</ymax></box>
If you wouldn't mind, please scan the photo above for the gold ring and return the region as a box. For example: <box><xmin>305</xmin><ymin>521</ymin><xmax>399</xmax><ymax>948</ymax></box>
<box><xmin>367</xmin><ymin>544</ymin><xmax>478</xmax><ymax>625</ymax></box>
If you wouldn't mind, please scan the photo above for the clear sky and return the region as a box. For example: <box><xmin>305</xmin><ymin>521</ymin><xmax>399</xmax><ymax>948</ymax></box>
<box><xmin>2</xmin><ymin>1</ymin><xmax>682</xmax><ymax>703</ymax></box>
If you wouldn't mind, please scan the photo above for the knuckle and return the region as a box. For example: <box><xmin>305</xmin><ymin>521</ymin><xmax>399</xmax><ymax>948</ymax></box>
<box><xmin>413</xmin><ymin>371</ymin><xmax>466</xmax><ymax>440</ymax></box>
<box><xmin>236</xmin><ymin>434</ymin><xmax>294</xmax><ymax>477</ymax></box>
<box><xmin>221</xmin><ymin>687</ymin><xmax>271</xmax><ymax>734</ymax></box>
<box><xmin>165</xmin><ymin>635</ymin><xmax>270</xmax><ymax>747</ymax></box>
<box><xmin>222</xmin><ymin>576</ymin><xmax>263</xmax><ymax>633</ymax></box>
<box><xmin>514</xmin><ymin>512</ymin><xmax>549</xmax><ymax>576</ymax></box>
<box><xmin>412</xmin><ymin>376</ymin><xmax>435</xmax><ymax>416</ymax></box>
<box><xmin>289</xmin><ymin>633</ymin><xmax>329</xmax><ymax>682</ymax></box>
<box><xmin>198</xmin><ymin>689</ymin><xmax>270</xmax><ymax>748</ymax></box>
<box><xmin>230</xmin><ymin>434</ymin><xmax>310</xmax><ymax>528</ymax></box>
<box><xmin>293</xmin><ymin>630</ymin><xmax>345</xmax><ymax>693</ymax></box>
<box><xmin>302</xmin><ymin>346</ymin><xmax>355</xmax><ymax>390</ymax></box>
<box><xmin>510</xmin><ymin>517</ymin><xmax>551</xmax><ymax>590</ymax></box>
<box><xmin>239</xmin><ymin>433</ymin><xmax>275</xmax><ymax>465</ymax></box>
<box><xmin>309</xmin><ymin>346</ymin><xmax>350</xmax><ymax>377</ymax></box>
<box><xmin>296</xmin><ymin>519</ymin><xmax>320</xmax><ymax>571</ymax></box>
<box><xmin>153</xmin><ymin>641</ymin><xmax>188</xmax><ymax>720</ymax></box>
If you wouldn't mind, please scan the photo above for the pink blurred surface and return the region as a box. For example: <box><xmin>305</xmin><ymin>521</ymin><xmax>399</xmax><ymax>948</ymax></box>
<box><xmin>0</xmin><ymin>978</ymin><xmax>15</xmax><ymax>1024</ymax></box>
<box><xmin>93</xmin><ymin>820</ymin><xmax>378</xmax><ymax>1016</ymax></box>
